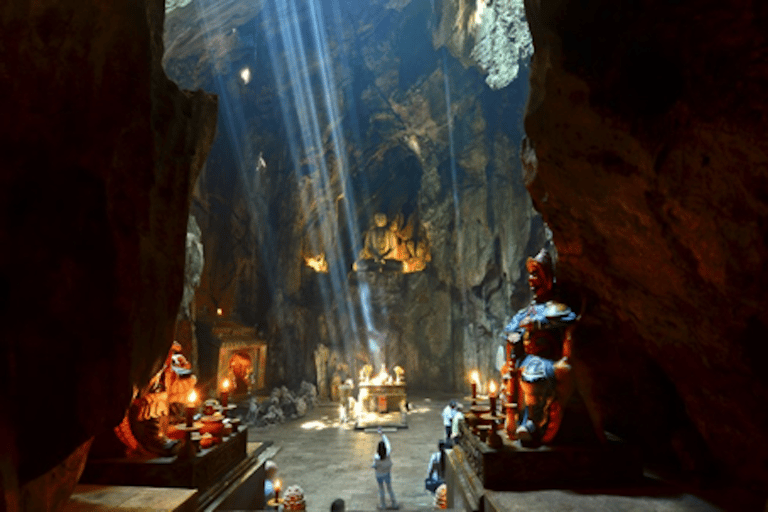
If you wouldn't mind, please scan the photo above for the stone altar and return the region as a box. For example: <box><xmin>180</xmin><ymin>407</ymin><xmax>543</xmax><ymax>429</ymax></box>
<box><xmin>358</xmin><ymin>383</ymin><xmax>407</xmax><ymax>414</ymax></box>
<box><xmin>354</xmin><ymin>366</ymin><xmax>408</xmax><ymax>430</ymax></box>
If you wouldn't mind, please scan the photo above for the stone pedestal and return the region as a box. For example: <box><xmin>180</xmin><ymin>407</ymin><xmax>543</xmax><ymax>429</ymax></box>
<box><xmin>65</xmin><ymin>485</ymin><xmax>198</xmax><ymax>512</ymax></box>
<box><xmin>79</xmin><ymin>431</ymin><xmax>273</xmax><ymax>511</ymax></box>
<box><xmin>446</xmin><ymin>424</ymin><xmax>643</xmax><ymax>511</ymax></box>
<box><xmin>81</xmin><ymin>427</ymin><xmax>253</xmax><ymax>491</ymax></box>
<box><xmin>358</xmin><ymin>383</ymin><xmax>406</xmax><ymax>413</ymax></box>
<box><xmin>455</xmin><ymin>423</ymin><xmax>641</xmax><ymax>490</ymax></box>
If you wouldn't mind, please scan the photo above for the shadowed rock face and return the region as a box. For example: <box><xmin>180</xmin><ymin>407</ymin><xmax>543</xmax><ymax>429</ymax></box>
<box><xmin>163</xmin><ymin>0</ymin><xmax>543</xmax><ymax>393</ymax></box>
<box><xmin>524</xmin><ymin>0</ymin><xmax>768</xmax><ymax>491</ymax></box>
<box><xmin>0</xmin><ymin>0</ymin><xmax>217</xmax><ymax>506</ymax></box>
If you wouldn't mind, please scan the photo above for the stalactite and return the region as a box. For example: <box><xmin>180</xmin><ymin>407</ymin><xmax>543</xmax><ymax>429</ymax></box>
<box><xmin>471</xmin><ymin>0</ymin><xmax>532</xmax><ymax>90</ymax></box>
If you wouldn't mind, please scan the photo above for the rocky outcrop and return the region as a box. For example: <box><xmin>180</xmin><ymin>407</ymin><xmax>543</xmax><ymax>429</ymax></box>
<box><xmin>0</xmin><ymin>0</ymin><xmax>217</xmax><ymax>507</ymax></box>
<box><xmin>175</xmin><ymin>214</ymin><xmax>205</xmax><ymax>371</ymax></box>
<box><xmin>244</xmin><ymin>382</ymin><xmax>318</xmax><ymax>427</ymax></box>
<box><xmin>164</xmin><ymin>0</ymin><xmax>542</xmax><ymax>393</ymax></box>
<box><xmin>524</xmin><ymin>0</ymin><xmax>768</xmax><ymax>494</ymax></box>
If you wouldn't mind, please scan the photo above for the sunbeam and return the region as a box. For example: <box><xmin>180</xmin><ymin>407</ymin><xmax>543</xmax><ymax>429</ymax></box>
<box><xmin>262</xmin><ymin>0</ymin><xmax>379</xmax><ymax>367</ymax></box>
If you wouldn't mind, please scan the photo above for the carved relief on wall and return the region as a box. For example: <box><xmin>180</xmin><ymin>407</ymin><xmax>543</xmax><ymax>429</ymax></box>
<box><xmin>354</xmin><ymin>212</ymin><xmax>431</xmax><ymax>273</ymax></box>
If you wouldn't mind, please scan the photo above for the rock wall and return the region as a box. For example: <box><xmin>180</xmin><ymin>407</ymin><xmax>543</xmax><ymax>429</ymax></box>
<box><xmin>0</xmin><ymin>0</ymin><xmax>217</xmax><ymax>508</ymax></box>
<box><xmin>163</xmin><ymin>0</ymin><xmax>543</xmax><ymax>393</ymax></box>
<box><xmin>523</xmin><ymin>0</ymin><xmax>768</xmax><ymax>494</ymax></box>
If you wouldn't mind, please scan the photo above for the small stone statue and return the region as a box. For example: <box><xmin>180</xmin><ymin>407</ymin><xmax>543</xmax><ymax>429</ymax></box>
<box><xmin>503</xmin><ymin>249</ymin><xmax>581</xmax><ymax>446</ymax></box>
<box><xmin>339</xmin><ymin>378</ymin><xmax>355</xmax><ymax>422</ymax></box>
<box><xmin>246</xmin><ymin>397</ymin><xmax>259</xmax><ymax>425</ymax></box>
<box><xmin>314</xmin><ymin>344</ymin><xmax>330</xmax><ymax>401</ymax></box>
<box><xmin>360</xmin><ymin>364</ymin><xmax>373</xmax><ymax>383</ymax></box>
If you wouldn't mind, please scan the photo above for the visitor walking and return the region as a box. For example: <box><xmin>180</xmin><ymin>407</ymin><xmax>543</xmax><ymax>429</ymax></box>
<box><xmin>372</xmin><ymin>428</ymin><xmax>399</xmax><ymax>509</ymax></box>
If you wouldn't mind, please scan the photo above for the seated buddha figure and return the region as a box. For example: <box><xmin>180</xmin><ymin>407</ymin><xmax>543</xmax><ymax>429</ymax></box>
<box><xmin>504</xmin><ymin>249</ymin><xmax>578</xmax><ymax>446</ymax></box>
<box><xmin>354</xmin><ymin>213</ymin><xmax>403</xmax><ymax>272</ymax></box>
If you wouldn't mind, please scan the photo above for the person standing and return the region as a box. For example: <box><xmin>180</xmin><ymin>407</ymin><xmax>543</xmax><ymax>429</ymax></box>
<box><xmin>441</xmin><ymin>400</ymin><xmax>456</xmax><ymax>443</ymax></box>
<box><xmin>450</xmin><ymin>402</ymin><xmax>465</xmax><ymax>442</ymax></box>
<box><xmin>372</xmin><ymin>429</ymin><xmax>399</xmax><ymax>509</ymax></box>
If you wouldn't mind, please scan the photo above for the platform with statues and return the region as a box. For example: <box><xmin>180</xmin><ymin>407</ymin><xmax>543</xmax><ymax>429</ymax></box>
<box><xmin>444</xmin><ymin>249</ymin><xmax>643</xmax><ymax>511</ymax></box>
<box><xmin>78</xmin><ymin>342</ymin><xmax>274</xmax><ymax>511</ymax></box>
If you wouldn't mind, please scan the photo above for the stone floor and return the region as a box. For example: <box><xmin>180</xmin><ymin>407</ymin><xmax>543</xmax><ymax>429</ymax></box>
<box><xmin>246</xmin><ymin>392</ymin><xmax>743</xmax><ymax>512</ymax></box>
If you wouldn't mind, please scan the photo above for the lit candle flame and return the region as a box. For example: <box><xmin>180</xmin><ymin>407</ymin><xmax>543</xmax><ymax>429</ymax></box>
<box><xmin>222</xmin><ymin>378</ymin><xmax>230</xmax><ymax>391</ymax></box>
<box><xmin>274</xmin><ymin>479</ymin><xmax>281</xmax><ymax>491</ymax></box>
<box><xmin>188</xmin><ymin>389</ymin><xmax>197</xmax><ymax>405</ymax></box>
<box><xmin>471</xmin><ymin>371</ymin><xmax>480</xmax><ymax>385</ymax></box>
<box><xmin>216</xmin><ymin>308</ymin><xmax>223</xmax><ymax>316</ymax></box>
<box><xmin>489</xmin><ymin>380</ymin><xmax>496</xmax><ymax>395</ymax></box>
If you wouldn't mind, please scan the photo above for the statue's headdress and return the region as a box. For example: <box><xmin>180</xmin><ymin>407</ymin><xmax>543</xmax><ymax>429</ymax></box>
<box><xmin>525</xmin><ymin>248</ymin><xmax>554</xmax><ymax>285</ymax></box>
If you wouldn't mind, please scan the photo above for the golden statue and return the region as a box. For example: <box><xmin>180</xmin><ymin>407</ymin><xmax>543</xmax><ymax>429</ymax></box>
<box><xmin>353</xmin><ymin>211</ymin><xmax>431</xmax><ymax>273</ymax></box>
<box><xmin>354</xmin><ymin>213</ymin><xmax>402</xmax><ymax>271</ymax></box>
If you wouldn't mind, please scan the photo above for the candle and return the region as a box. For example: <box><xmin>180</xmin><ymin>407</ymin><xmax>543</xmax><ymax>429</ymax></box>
<box><xmin>505</xmin><ymin>402</ymin><xmax>518</xmax><ymax>440</ymax></box>
<box><xmin>488</xmin><ymin>381</ymin><xmax>497</xmax><ymax>415</ymax></box>
<box><xmin>216</xmin><ymin>308</ymin><xmax>223</xmax><ymax>316</ymax></box>
<box><xmin>274</xmin><ymin>479</ymin><xmax>282</xmax><ymax>501</ymax></box>
<box><xmin>470</xmin><ymin>371</ymin><xmax>479</xmax><ymax>399</ymax></box>
<box><xmin>186</xmin><ymin>389</ymin><xmax>198</xmax><ymax>427</ymax></box>
<box><xmin>221</xmin><ymin>378</ymin><xmax>230</xmax><ymax>408</ymax></box>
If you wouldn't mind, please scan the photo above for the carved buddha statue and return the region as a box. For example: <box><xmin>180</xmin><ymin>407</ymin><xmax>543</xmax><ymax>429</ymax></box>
<box><xmin>503</xmin><ymin>249</ymin><xmax>580</xmax><ymax>446</ymax></box>
<box><xmin>354</xmin><ymin>213</ymin><xmax>403</xmax><ymax>272</ymax></box>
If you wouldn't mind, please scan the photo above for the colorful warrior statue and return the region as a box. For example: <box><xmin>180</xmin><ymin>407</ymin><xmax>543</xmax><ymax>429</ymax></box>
<box><xmin>503</xmin><ymin>249</ymin><xmax>580</xmax><ymax>446</ymax></box>
<box><xmin>114</xmin><ymin>341</ymin><xmax>197</xmax><ymax>456</ymax></box>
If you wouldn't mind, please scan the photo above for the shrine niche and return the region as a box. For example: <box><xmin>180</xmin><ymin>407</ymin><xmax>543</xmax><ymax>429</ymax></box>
<box><xmin>214</xmin><ymin>321</ymin><xmax>267</xmax><ymax>395</ymax></box>
<box><xmin>303</xmin><ymin>253</ymin><xmax>329</xmax><ymax>273</ymax></box>
<box><xmin>353</xmin><ymin>212</ymin><xmax>431</xmax><ymax>273</ymax></box>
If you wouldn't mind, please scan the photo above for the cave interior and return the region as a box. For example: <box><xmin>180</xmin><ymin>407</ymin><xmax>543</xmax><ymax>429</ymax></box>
<box><xmin>2</xmin><ymin>0</ymin><xmax>768</xmax><ymax>510</ymax></box>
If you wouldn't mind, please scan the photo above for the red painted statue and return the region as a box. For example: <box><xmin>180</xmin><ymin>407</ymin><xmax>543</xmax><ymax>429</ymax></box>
<box><xmin>114</xmin><ymin>341</ymin><xmax>197</xmax><ymax>457</ymax></box>
<box><xmin>503</xmin><ymin>249</ymin><xmax>602</xmax><ymax>446</ymax></box>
